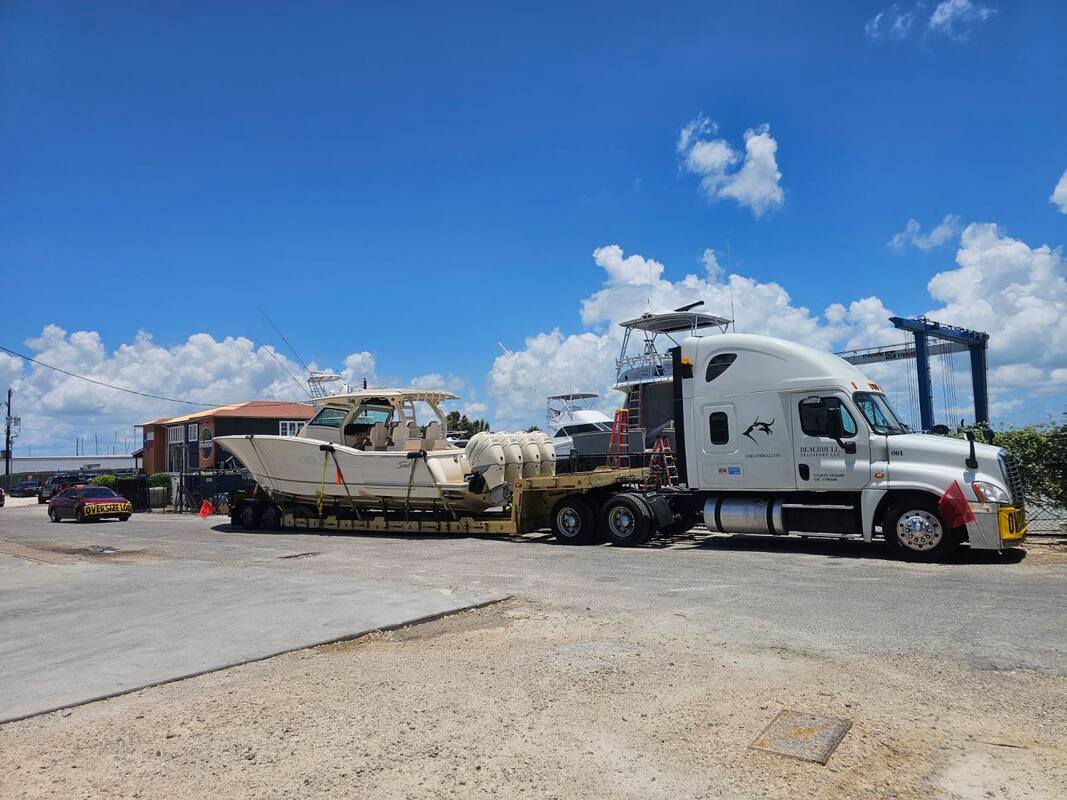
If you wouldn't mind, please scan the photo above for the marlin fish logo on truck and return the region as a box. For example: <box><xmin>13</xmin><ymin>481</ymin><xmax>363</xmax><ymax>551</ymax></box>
<box><xmin>742</xmin><ymin>417</ymin><xmax>774</xmax><ymax>445</ymax></box>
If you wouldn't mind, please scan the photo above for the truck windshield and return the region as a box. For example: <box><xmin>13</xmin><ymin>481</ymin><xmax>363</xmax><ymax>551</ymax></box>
<box><xmin>853</xmin><ymin>392</ymin><xmax>909</xmax><ymax>435</ymax></box>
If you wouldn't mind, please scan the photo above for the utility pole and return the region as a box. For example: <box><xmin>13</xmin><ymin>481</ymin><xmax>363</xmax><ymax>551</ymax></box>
<box><xmin>3</xmin><ymin>388</ymin><xmax>12</xmax><ymax>488</ymax></box>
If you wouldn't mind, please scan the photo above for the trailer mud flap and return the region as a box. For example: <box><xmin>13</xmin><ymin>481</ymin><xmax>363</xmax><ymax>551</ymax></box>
<box><xmin>641</xmin><ymin>493</ymin><xmax>675</xmax><ymax>530</ymax></box>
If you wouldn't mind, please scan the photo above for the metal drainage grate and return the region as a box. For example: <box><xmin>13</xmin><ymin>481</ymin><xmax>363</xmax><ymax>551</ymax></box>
<box><xmin>750</xmin><ymin>709</ymin><xmax>852</xmax><ymax>764</ymax></box>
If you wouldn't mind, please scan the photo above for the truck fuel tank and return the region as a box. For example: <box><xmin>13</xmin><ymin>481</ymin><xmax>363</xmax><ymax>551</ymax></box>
<box><xmin>703</xmin><ymin>496</ymin><xmax>787</xmax><ymax>535</ymax></box>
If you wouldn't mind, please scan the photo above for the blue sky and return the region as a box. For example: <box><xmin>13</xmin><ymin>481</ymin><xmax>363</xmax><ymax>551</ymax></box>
<box><xmin>1</xmin><ymin>1</ymin><xmax>1065</xmax><ymax>453</ymax></box>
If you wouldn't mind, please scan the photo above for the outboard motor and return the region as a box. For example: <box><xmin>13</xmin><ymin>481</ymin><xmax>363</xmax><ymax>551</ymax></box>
<box><xmin>492</xmin><ymin>432</ymin><xmax>525</xmax><ymax>485</ymax></box>
<box><xmin>513</xmin><ymin>433</ymin><xmax>542</xmax><ymax>478</ymax></box>
<box><xmin>464</xmin><ymin>433</ymin><xmax>507</xmax><ymax>500</ymax></box>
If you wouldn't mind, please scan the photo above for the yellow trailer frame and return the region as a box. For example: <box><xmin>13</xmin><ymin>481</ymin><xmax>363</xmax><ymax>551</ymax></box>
<box><xmin>282</xmin><ymin>467</ymin><xmax>649</xmax><ymax>535</ymax></box>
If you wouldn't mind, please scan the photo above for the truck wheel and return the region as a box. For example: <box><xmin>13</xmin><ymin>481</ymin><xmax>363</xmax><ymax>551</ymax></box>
<box><xmin>884</xmin><ymin>498</ymin><xmax>960</xmax><ymax>562</ymax></box>
<box><xmin>602</xmin><ymin>494</ymin><xmax>653</xmax><ymax>547</ymax></box>
<box><xmin>237</xmin><ymin>502</ymin><xmax>261</xmax><ymax>530</ymax></box>
<box><xmin>550</xmin><ymin>495</ymin><xmax>597</xmax><ymax>545</ymax></box>
<box><xmin>259</xmin><ymin>504</ymin><xmax>282</xmax><ymax>531</ymax></box>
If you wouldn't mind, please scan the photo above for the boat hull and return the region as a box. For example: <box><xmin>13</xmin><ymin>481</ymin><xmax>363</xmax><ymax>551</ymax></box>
<box><xmin>215</xmin><ymin>435</ymin><xmax>491</xmax><ymax>512</ymax></box>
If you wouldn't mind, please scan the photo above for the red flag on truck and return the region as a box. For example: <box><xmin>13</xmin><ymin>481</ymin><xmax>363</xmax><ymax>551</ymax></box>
<box><xmin>198</xmin><ymin>500</ymin><xmax>214</xmax><ymax>518</ymax></box>
<box><xmin>938</xmin><ymin>481</ymin><xmax>975</xmax><ymax>529</ymax></box>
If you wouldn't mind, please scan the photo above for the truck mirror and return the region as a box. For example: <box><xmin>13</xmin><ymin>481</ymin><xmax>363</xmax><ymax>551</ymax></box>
<box><xmin>821</xmin><ymin>397</ymin><xmax>857</xmax><ymax>455</ymax></box>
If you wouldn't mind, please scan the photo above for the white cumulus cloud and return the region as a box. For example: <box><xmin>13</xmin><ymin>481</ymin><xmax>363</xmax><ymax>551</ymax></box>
<box><xmin>929</xmin><ymin>0</ymin><xmax>996</xmax><ymax>37</ymax></box>
<box><xmin>677</xmin><ymin>118</ymin><xmax>784</xmax><ymax>218</ymax></box>
<box><xmin>889</xmin><ymin>214</ymin><xmax>962</xmax><ymax>251</ymax></box>
<box><xmin>489</xmin><ymin>228</ymin><xmax>1067</xmax><ymax>430</ymax></box>
<box><xmin>1050</xmin><ymin>169</ymin><xmax>1067</xmax><ymax>214</ymax></box>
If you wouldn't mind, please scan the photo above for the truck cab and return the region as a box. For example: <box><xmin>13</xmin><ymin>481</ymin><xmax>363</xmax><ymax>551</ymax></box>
<box><xmin>677</xmin><ymin>334</ymin><xmax>1026</xmax><ymax>559</ymax></box>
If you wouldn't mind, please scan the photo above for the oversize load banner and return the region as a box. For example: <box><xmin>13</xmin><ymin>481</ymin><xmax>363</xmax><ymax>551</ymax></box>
<box><xmin>84</xmin><ymin>502</ymin><xmax>131</xmax><ymax>515</ymax></box>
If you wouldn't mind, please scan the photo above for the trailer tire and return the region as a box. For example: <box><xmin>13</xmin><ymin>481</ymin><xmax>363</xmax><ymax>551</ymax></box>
<box><xmin>259</xmin><ymin>503</ymin><xmax>283</xmax><ymax>531</ymax></box>
<box><xmin>602</xmin><ymin>493</ymin><xmax>653</xmax><ymax>547</ymax></box>
<box><xmin>884</xmin><ymin>497</ymin><xmax>960</xmax><ymax>562</ymax></box>
<box><xmin>237</xmin><ymin>502</ymin><xmax>261</xmax><ymax>530</ymax></box>
<box><xmin>550</xmin><ymin>495</ymin><xmax>598</xmax><ymax>545</ymax></box>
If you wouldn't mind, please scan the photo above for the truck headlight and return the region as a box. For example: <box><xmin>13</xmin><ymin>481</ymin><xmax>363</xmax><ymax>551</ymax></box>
<box><xmin>972</xmin><ymin>481</ymin><xmax>1011</xmax><ymax>504</ymax></box>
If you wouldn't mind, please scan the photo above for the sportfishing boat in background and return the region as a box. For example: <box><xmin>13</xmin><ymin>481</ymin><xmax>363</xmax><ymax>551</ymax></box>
<box><xmin>545</xmin><ymin>392</ymin><xmax>614</xmax><ymax>463</ymax></box>
<box><xmin>215</xmin><ymin>389</ymin><xmax>555</xmax><ymax>513</ymax></box>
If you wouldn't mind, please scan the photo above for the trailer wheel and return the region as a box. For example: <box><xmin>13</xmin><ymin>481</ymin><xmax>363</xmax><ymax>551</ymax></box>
<box><xmin>884</xmin><ymin>497</ymin><xmax>960</xmax><ymax>562</ymax></box>
<box><xmin>259</xmin><ymin>503</ymin><xmax>283</xmax><ymax>531</ymax></box>
<box><xmin>237</xmin><ymin>502</ymin><xmax>261</xmax><ymax>530</ymax></box>
<box><xmin>550</xmin><ymin>495</ymin><xmax>597</xmax><ymax>545</ymax></box>
<box><xmin>602</xmin><ymin>494</ymin><xmax>653</xmax><ymax>547</ymax></box>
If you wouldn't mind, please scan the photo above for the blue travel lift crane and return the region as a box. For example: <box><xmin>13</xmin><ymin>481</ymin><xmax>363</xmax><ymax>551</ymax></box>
<box><xmin>836</xmin><ymin>316</ymin><xmax>990</xmax><ymax>432</ymax></box>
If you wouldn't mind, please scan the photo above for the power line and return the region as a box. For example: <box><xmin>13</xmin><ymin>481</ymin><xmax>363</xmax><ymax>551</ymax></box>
<box><xmin>0</xmin><ymin>344</ymin><xmax>313</xmax><ymax>411</ymax></box>
<box><xmin>1</xmin><ymin>345</ymin><xmax>216</xmax><ymax>407</ymax></box>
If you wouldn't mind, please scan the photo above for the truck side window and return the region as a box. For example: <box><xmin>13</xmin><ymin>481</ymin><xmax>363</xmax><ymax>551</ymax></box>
<box><xmin>705</xmin><ymin>353</ymin><xmax>737</xmax><ymax>382</ymax></box>
<box><xmin>709</xmin><ymin>412</ymin><xmax>730</xmax><ymax>445</ymax></box>
<box><xmin>799</xmin><ymin>399</ymin><xmax>857</xmax><ymax>438</ymax></box>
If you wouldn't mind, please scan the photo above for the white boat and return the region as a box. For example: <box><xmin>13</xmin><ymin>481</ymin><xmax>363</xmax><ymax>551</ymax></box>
<box><xmin>545</xmin><ymin>392</ymin><xmax>615</xmax><ymax>461</ymax></box>
<box><xmin>215</xmin><ymin>389</ymin><xmax>555</xmax><ymax>513</ymax></box>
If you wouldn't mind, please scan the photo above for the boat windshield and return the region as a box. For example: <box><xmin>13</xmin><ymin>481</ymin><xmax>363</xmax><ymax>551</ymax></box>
<box><xmin>350</xmin><ymin>405</ymin><xmax>392</xmax><ymax>426</ymax></box>
<box><xmin>853</xmin><ymin>392</ymin><xmax>910</xmax><ymax>435</ymax></box>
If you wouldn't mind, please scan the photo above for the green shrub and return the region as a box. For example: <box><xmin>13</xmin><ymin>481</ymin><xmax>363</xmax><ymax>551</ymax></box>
<box><xmin>148</xmin><ymin>473</ymin><xmax>172</xmax><ymax>488</ymax></box>
<box><xmin>91</xmin><ymin>474</ymin><xmax>118</xmax><ymax>489</ymax></box>
<box><xmin>958</xmin><ymin>414</ymin><xmax>1066</xmax><ymax>508</ymax></box>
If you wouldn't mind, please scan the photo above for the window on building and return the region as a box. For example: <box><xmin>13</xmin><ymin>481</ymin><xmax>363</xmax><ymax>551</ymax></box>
<box><xmin>799</xmin><ymin>398</ymin><xmax>858</xmax><ymax>438</ymax></box>
<box><xmin>166</xmin><ymin>426</ymin><xmax>183</xmax><ymax>444</ymax></box>
<box><xmin>279</xmin><ymin>421</ymin><xmax>306</xmax><ymax>436</ymax></box>
<box><xmin>187</xmin><ymin>423</ymin><xmax>198</xmax><ymax>442</ymax></box>
<box><xmin>709</xmin><ymin>412</ymin><xmax>730</xmax><ymax>445</ymax></box>
<box><xmin>705</xmin><ymin>353</ymin><xmax>738</xmax><ymax>383</ymax></box>
<box><xmin>145</xmin><ymin>431</ymin><xmax>154</xmax><ymax>443</ymax></box>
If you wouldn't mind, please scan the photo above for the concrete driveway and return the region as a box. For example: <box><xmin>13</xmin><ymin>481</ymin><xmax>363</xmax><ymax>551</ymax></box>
<box><xmin>0</xmin><ymin>509</ymin><xmax>504</xmax><ymax>723</ymax></box>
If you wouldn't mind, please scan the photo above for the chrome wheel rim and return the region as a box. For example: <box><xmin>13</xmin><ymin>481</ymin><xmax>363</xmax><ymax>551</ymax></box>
<box><xmin>556</xmin><ymin>507</ymin><xmax>582</xmax><ymax>538</ymax></box>
<box><xmin>896</xmin><ymin>510</ymin><xmax>943</xmax><ymax>551</ymax></box>
<box><xmin>608</xmin><ymin>506</ymin><xmax>635</xmax><ymax>538</ymax></box>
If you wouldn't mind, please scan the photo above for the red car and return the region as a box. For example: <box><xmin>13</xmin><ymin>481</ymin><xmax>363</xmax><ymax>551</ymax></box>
<box><xmin>48</xmin><ymin>485</ymin><xmax>132</xmax><ymax>523</ymax></box>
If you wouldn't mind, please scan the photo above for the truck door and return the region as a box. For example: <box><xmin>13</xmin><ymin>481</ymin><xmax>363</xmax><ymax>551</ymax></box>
<box><xmin>792</xmin><ymin>392</ymin><xmax>871</xmax><ymax>491</ymax></box>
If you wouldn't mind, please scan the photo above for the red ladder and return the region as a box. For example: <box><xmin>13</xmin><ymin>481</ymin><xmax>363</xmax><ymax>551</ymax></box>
<box><xmin>647</xmin><ymin>436</ymin><xmax>679</xmax><ymax>488</ymax></box>
<box><xmin>607</xmin><ymin>409</ymin><xmax>631</xmax><ymax>469</ymax></box>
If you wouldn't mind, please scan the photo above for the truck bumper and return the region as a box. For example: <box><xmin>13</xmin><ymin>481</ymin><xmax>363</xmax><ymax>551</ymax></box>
<box><xmin>966</xmin><ymin>503</ymin><xmax>1027</xmax><ymax>550</ymax></box>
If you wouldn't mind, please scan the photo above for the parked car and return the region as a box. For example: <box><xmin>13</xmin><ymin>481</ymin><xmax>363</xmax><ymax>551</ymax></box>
<box><xmin>37</xmin><ymin>473</ymin><xmax>86</xmax><ymax>504</ymax></box>
<box><xmin>10</xmin><ymin>480</ymin><xmax>40</xmax><ymax>497</ymax></box>
<box><xmin>48</xmin><ymin>486</ymin><xmax>132</xmax><ymax>523</ymax></box>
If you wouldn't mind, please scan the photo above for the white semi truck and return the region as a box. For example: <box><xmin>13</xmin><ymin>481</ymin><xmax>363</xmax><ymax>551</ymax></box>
<box><xmin>228</xmin><ymin>333</ymin><xmax>1027</xmax><ymax>562</ymax></box>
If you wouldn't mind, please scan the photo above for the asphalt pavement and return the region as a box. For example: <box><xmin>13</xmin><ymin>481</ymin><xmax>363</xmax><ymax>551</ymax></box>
<box><xmin>1</xmin><ymin>500</ymin><xmax>1064</xmax><ymax>685</ymax></box>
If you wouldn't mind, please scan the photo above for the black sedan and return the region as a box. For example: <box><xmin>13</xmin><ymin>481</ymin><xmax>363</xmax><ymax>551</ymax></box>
<box><xmin>10</xmin><ymin>480</ymin><xmax>40</xmax><ymax>497</ymax></box>
<box><xmin>48</xmin><ymin>486</ymin><xmax>133</xmax><ymax>523</ymax></box>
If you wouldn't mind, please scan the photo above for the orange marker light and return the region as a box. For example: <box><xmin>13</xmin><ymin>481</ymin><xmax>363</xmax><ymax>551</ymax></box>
<box><xmin>874</xmin><ymin>471</ymin><xmax>885</xmax><ymax>479</ymax></box>
<box><xmin>680</xmin><ymin>356</ymin><xmax>693</xmax><ymax>365</ymax></box>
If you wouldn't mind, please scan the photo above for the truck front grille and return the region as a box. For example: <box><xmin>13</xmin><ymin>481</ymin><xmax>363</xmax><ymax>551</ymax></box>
<box><xmin>999</xmin><ymin>450</ymin><xmax>1026</xmax><ymax>507</ymax></box>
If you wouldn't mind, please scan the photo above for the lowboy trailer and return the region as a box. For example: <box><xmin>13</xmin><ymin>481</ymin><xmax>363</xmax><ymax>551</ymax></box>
<box><xmin>227</xmin><ymin>467</ymin><xmax>693</xmax><ymax>545</ymax></box>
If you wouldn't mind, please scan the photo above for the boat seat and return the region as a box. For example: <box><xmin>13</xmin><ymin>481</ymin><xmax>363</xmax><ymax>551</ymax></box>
<box><xmin>424</xmin><ymin>421</ymin><xmax>443</xmax><ymax>441</ymax></box>
<box><xmin>368</xmin><ymin>422</ymin><xmax>389</xmax><ymax>451</ymax></box>
<box><xmin>390</xmin><ymin>421</ymin><xmax>419</xmax><ymax>450</ymax></box>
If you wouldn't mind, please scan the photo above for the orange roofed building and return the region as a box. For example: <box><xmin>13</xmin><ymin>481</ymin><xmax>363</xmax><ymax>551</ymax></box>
<box><xmin>137</xmin><ymin>401</ymin><xmax>313</xmax><ymax>473</ymax></box>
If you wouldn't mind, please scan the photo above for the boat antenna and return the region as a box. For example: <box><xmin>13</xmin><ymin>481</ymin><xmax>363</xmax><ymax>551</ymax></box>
<box><xmin>258</xmin><ymin>306</ymin><xmax>310</xmax><ymax>374</ymax></box>
<box><xmin>247</xmin><ymin>330</ymin><xmax>313</xmax><ymax>400</ymax></box>
<box><xmin>727</xmin><ymin>239</ymin><xmax>737</xmax><ymax>332</ymax></box>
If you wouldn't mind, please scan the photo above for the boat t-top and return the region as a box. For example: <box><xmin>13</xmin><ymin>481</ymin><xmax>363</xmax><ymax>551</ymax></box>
<box><xmin>614</xmin><ymin>304</ymin><xmax>732</xmax><ymax>448</ymax></box>
<box><xmin>215</xmin><ymin>388</ymin><xmax>556</xmax><ymax>514</ymax></box>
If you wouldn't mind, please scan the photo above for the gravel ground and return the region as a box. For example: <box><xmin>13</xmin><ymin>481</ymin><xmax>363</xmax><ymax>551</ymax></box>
<box><xmin>0</xmin><ymin>508</ymin><xmax>1064</xmax><ymax>798</ymax></box>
